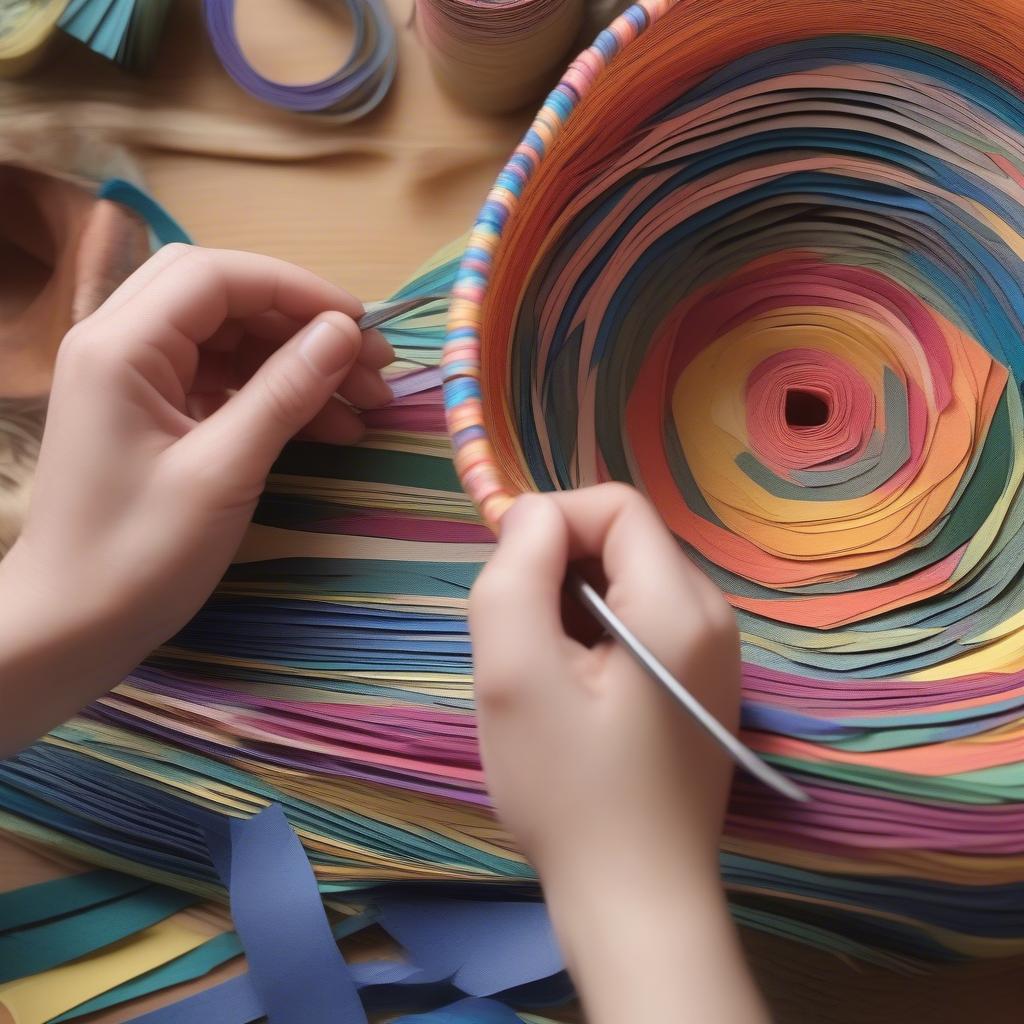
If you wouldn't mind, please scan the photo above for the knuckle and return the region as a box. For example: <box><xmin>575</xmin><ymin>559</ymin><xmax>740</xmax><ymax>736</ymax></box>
<box><xmin>177</xmin><ymin>246</ymin><xmax>216</xmax><ymax>280</ymax></box>
<box><xmin>600</xmin><ymin>481</ymin><xmax>659</xmax><ymax>521</ymax></box>
<box><xmin>57</xmin><ymin>322</ymin><xmax>122</xmax><ymax>377</ymax></box>
<box><xmin>507</xmin><ymin>492</ymin><xmax>561</xmax><ymax>540</ymax></box>
<box><xmin>58</xmin><ymin>321</ymin><xmax>92</xmax><ymax>359</ymax></box>
<box><xmin>161</xmin><ymin>244</ymin><xmax>213</xmax><ymax>282</ymax></box>
<box><xmin>596</xmin><ymin>480</ymin><xmax>639</xmax><ymax>504</ymax></box>
<box><xmin>160</xmin><ymin>241</ymin><xmax>192</xmax><ymax>262</ymax></box>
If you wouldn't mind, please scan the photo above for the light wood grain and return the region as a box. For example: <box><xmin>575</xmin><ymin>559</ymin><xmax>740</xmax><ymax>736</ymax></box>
<box><xmin>136</xmin><ymin>0</ymin><xmax>532</xmax><ymax>299</ymax></box>
<box><xmin>2</xmin><ymin>1</ymin><xmax>1023</xmax><ymax>1021</ymax></box>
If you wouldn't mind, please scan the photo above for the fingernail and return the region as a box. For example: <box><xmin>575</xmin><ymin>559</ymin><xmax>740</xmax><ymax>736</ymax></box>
<box><xmin>299</xmin><ymin>317</ymin><xmax>356</xmax><ymax>376</ymax></box>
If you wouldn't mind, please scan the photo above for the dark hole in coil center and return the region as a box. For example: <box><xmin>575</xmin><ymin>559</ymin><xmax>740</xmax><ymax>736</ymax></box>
<box><xmin>785</xmin><ymin>389</ymin><xmax>829</xmax><ymax>427</ymax></box>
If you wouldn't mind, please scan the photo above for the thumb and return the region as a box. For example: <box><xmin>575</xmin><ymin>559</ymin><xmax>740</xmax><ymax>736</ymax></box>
<box><xmin>185</xmin><ymin>311</ymin><xmax>363</xmax><ymax>484</ymax></box>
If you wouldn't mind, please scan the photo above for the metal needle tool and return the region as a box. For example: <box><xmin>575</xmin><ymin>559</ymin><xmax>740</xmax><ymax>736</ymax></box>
<box><xmin>568</xmin><ymin>571</ymin><xmax>811</xmax><ymax>803</ymax></box>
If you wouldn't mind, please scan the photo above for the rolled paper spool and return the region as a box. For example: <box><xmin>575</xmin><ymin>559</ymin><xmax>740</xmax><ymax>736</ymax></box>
<box><xmin>445</xmin><ymin>0</ymin><xmax>1024</xmax><ymax>954</ymax></box>
<box><xmin>203</xmin><ymin>0</ymin><xmax>397</xmax><ymax>119</ymax></box>
<box><xmin>0</xmin><ymin>0</ymin><xmax>67</xmax><ymax>76</ymax></box>
<box><xmin>57</xmin><ymin>0</ymin><xmax>172</xmax><ymax>70</ymax></box>
<box><xmin>415</xmin><ymin>0</ymin><xmax>585</xmax><ymax>114</ymax></box>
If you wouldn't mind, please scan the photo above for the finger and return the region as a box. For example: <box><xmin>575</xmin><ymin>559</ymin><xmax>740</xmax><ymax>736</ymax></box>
<box><xmin>360</xmin><ymin>329</ymin><xmax>396</xmax><ymax>370</ymax></box>
<box><xmin>211</xmin><ymin>310</ymin><xmax>298</xmax><ymax>351</ymax></box>
<box><xmin>213</xmin><ymin>333</ymin><xmax>391</xmax><ymax>410</ymax></box>
<box><xmin>337</xmin><ymin>362</ymin><xmax>393</xmax><ymax>409</ymax></box>
<box><xmin>88</xmin><ymin>242</ymin><xmax>192</xmax><ymax>318</ymax></box>
<box><xmin>296</xmin><ymin>395</ymin><xmax>366</xmax><ymax>445</ymax></box>
<box><xmin>193</xmin><ymin>332</ymin><xmax>303</xmax><ymax>393</ymax></box>
<box><xmin>469</xmin><ymin>494</ymin><xmax>571</xmax><ymax>686</ymax></box>
<box><xmin>546</xmin><ymin>483</ymin><xmax>703</xmax><ymax>593</ymax></box>
<box><xmin>178</xmin><ymin>311</ymin><xmax>363</xmax><ymax>486</ymax></box>
<box><xmin>208</xmin><ymin>312</ymin><xmax>327</xmax><ymax>352</ymax></box>
<box><xmin>109</xmin><ymin>246</ymin><xmax>364</xmax><ymax>356</ymax></box>
<box><xmin>187</xmin><ymin>390</ymin><xmax>356</xmax><ymax>443</ymax></box>
<box><xmin>544</xmin><ymin>484</ymin><xmax>710</xmax><ymax>667</ymax></box>
<box><xmin>228</xmin><ymin>314</ymin><xmax>394</xmax><ymax>370</ymax></box>
<box><xmin>540</xmin><ymin>486</ymin><xmax>740</xmax><ymax>728</ymax></box>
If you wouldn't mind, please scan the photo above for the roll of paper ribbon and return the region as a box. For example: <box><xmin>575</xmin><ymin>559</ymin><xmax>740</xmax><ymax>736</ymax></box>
<box><xmin>415</xmin><ymin>0</ymin><xmax>584</xmax><ymax>114</ymax></box>
<box><xmin>203</xmin><ymin>0</ymin><xmax>397</xmax><ymax>119</ymax></box>
<box><xmin>0</xmin><ymin>0</ymin><xmax>67</xmax><ymax>76</ymax></box>
<box><xmin>57</xmin><ymin>0</ymin><xmax>171</xmax><ymax>69</ymax></box>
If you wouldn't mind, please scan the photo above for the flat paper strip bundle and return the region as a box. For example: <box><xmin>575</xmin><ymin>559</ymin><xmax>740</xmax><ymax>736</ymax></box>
<box><xmin>1</xmin><ymin>0</ymin><xmax>395</xmax><ymax>117</ymax></box>
<box><xmin>415</xmin><ymin>0</ymin><xmax>584</xmax><ymax>114</ymax></box>
<box><xmin>58</xmin><ymin>0</ymin><xmax>171</xmax><ymax>70</ymax></box>
<box><xmin>0</xmin><ymin>0</ymin><xmax>173</xmax><ymax>73</ymax></box>
<box><xmin>0</xmin><ymin>860</ymin><xmax>568</xmax><ymax>1022</ymax></box>
<box><xmin>446</xmin><ymin>0</ymin><xmax>1024</xmax><ymax>957</ymax></box>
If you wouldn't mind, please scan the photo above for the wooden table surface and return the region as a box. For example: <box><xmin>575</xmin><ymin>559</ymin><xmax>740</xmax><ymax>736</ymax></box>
<box><xmin>2</xmin><ymin>1</ymin><xmax>1024</xmax><ymax>1020</ymax></box>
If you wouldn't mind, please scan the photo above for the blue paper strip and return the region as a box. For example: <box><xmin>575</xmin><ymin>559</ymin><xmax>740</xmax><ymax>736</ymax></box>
<box><xmin>394</xmin><ymin>997</ymin><xmax>525</xmax><ymax>1023</ymax></box>
<box><xmin>218</xmin><ymin>804</ymin><xmax>367</xmax><ymax>1024</ymax></box>
<box><xmin>98</xmin><ymin>178</ymin><xmax>192</xmax><ymax>247</ymax></box>
<box><xmin>375</xmin><ymin>900</ymin><xmax>564</xmax><ymax>997</ymax></box>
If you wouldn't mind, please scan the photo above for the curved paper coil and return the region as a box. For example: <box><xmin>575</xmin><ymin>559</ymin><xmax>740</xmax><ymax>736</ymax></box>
<box><xmin>415</xmin><ymin>0</ymin><xmax>585</xmax><ymax>114</ymax></box>
<box><xmin>203</xmin><ymin>0</ymin><xmax>397</xmax><ymax>119</ymax></box>
<box><xmin>443</xmin><ymin>0</ymin><xmax>1024</xmax><ymax>955</ymax></box>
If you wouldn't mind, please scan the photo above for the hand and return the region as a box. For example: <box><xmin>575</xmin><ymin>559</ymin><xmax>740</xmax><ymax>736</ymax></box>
<box><xmin>0</xmin><ymin>244</ymin><xmax>393</xmax><ymax>755</ymax></box>
<box><xmin>470</xmin><ymin>483</ymin><xmax>740</xmax><ymax>883</ymax></box>
<box><xmin>470</xmin><ymin>484</ymin><xmax>768</xmax><ymax>1024</ymax></box>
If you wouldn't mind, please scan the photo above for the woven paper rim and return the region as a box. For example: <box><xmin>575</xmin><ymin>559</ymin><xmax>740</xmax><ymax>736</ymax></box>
<box><xmin>441</xmin><ymin>0</ymin><xmax>673</xmax><ymax>529</ymax></box>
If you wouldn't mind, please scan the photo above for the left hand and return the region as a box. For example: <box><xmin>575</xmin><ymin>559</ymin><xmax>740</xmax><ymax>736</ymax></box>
<box><xmin>0</xmin><ymin>244</ymin><xmax>392</xmax><ymax>753</ymax></box>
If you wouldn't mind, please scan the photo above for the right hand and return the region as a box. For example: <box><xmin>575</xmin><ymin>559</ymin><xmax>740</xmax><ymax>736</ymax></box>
<box><xmin>469</xmin><ymin>483</ymin><xmax>741</xmax><ymax>889</ymax></box>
